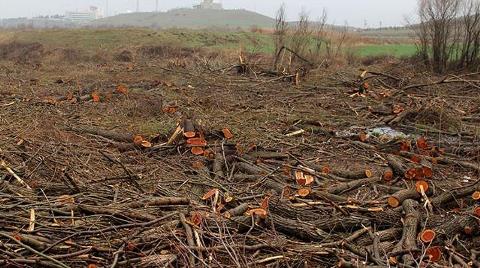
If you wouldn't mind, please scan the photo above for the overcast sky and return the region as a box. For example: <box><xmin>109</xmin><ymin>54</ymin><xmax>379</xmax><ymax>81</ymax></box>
<box><xmin>0</xmin><ymin>0</ymin><xmax>418</xmax><ymax>27</ymax></box>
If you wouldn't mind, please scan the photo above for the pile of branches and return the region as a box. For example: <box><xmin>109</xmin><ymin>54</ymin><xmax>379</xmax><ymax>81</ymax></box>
<box><xmin>1</xmin><ymin>114</ymin><xmax>479</xmax><ymax>268</ymax></box>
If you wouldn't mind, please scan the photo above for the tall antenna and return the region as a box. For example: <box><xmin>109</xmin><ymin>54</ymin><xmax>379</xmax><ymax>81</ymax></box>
<box><xmin>136</xmin><ymin>0</ymin><xmax>140</xmax><ymax>12</ymax></box>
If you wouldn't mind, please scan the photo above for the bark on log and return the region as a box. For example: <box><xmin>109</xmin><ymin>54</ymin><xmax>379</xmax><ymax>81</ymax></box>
<box><xmin>213</xmin><ymin>153</ymin><xmax>225</xmax><ymax>180</ymax></box>
<box><xmin>67</xmin><ymin>125</ymin><xmax>135</xmax><ymax>143</ymax></box>
<box><xmin>235</xmin><ymin>162</ymin><xmax>266</xmax><ymax>175</ymax></box>
<box><xmin>308</xmin><ymin>162</ymin><xmax>371</xmax><ymax>180</ymax></box>
<box><xmin>179</xmin><ymin>213</ymin><xmax>195</xmax><ymax>267</ymax></box>
<box><xmin>431</xmin><ymin>180</ymin><xmax>480</xmax><ymax>209</ymax></box>
<box><xmin>328</xmin><ymin>177</ymin><xmax>382</xmax><ymax>195</ymax></box>
<box><xmin>400</xmin><ymin>151</ymin><xmax>480</xmax><ymax>173</ymax></box>
<box><xmin>332</xmin><ymin>169</ymin><xmax>371</xmax><ymax>180</ymax></box>
<box><xmin>387</xmin><ymin>188</ymin><xmax>432</xmax><ymax>208</ymax></box>
<box><xmin>385</xmin><ymin>154</ymin><xmax>408</xmax><ymax>178</ymax></box>
<box><xmin>127</xmin><ymin>197</ymin><xmax>190</xmax><ymax>208</ymax></box>
<box><xmin>248</xmin><ymin>151</ymin><xmax>289</xmax><ymax>159</ymax></box>
<box><xmin>356</xmin><ymin>227</ymin><xmax>403</xmax><ymax>246</ymax></box>
<box><xmin>78</xmin><ymin>204</ymin><xmax>157</xmax><ymax>222</ymax></box>
<box><xmin>392</xmin><ymin>199</ymin><xmax>420</xmax><ymax>266</ymax></box>
<box><xmin>268</xmin><ymin>213</ymin><xmax>368</xmax><ymax>242</ymax></box>
<box><xmin>432</xmin><ymin>212</ymin><xmax>479</xmax><ymax>242</ymax></box>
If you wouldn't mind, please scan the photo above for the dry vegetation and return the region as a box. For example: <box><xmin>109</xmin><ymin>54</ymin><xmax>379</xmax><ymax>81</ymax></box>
<box><xmin>0</xmin><ymin>18</ymin><xmax>479</xmax><ymax>268</ymax></box>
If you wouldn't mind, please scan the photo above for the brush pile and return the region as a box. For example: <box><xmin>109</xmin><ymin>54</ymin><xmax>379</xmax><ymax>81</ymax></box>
<box><xmin>0</xmin><ymin>54</ymin><xmax>479</xmax><ymax>267</ymax></box>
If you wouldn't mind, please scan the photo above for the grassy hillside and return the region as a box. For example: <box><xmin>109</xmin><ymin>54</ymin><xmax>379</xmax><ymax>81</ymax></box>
<box><xmin>91</xmin><ymin>9</ymin><xmax>276</xmax><ymax>29</ymax></box>
<box><xmin>0</xmin><ymin>28</ymin><xmax>274</xmax><ymax>53</ymax></box>
<box><xmin>0</xmin><ymin>28</ymin><xmax>417</xmax><ymax>58</ymax></box>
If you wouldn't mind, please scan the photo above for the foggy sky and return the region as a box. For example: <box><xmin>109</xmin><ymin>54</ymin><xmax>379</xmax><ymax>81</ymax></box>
<box><xmin>0</xmin><ymin>0</ymin><xmax>418</xmax><ymax>27</ymax></box>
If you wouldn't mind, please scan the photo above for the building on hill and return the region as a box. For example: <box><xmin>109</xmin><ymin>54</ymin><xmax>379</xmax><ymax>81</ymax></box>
<box><xmin>194</xmin><ymin>0</ymin><xmax>223</xmax><ymax>10</ymax></box>
<box><xmin>65</xmin><ymin>6</ymin><xmax>102</xmax><ymax>23</ymax></box>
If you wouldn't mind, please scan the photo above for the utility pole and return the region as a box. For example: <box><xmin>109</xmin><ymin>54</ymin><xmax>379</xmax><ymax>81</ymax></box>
<box><xmin>156</xmin><ymin>0</ymin><xmax>159</xmax><ymax>12</ymax></box>
<box><xmin>136</xmin><ymin>0</ymin><xmax>140</xmax><ymax>12</ymax></box>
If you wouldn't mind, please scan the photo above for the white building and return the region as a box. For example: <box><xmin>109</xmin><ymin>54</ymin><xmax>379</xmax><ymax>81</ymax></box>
<box><xmin>194</xmin><ymin>0</ymin><xmax>223</xmax><ymax>10</ymax></box>
<box><xmin>65</xmin><ymin>6</ymin><xmax>102</xmax><ymax>23</ymax></box>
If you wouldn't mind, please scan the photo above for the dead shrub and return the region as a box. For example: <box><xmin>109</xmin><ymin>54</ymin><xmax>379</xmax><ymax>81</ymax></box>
<box><xmin>401</xmin><ymin>99</ymin><xmax>462</xmax><ymax>131</ymax></box>
<box><xmin>138</xmin><ymin>45</ymin><xmax>197</xmax><ymax>59</ymax></box>
<box><xmin>60</xmin><ymin>48</ymin><xmax>85</xmax><ymax>62</ymax></box>
<box><xmin>122</xmin><ymin>93</ymin><xmax>164</xmax><ymax>118</ymax></box>
<box><xmin>90</xmin><ymin>50</ymin><xmax>111</xmax><ymax>64</ymax></box>
<box><xmin>167</xmin><ymin>58</ymin><xmax>188</xmax><ymax>68</ymax></box>
<box><xmin>361</xmin><ymin>55</ymin><xmax>394</xmax><ymax>66</ymax></box>
<box><xmin>115</xmin><ymin>50</ymin><xmax>134</xmax><ymax>62</ymax></box>
<box><xmin>0</xmin><ymin>41</ymin><xmax>45</xmax><ymax>64</ymax></box>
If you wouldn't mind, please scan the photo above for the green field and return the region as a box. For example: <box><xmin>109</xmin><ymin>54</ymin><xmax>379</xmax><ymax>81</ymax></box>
<box><xmin>356</xmin><ymin>44</ymin><xmax>417</xmax><ymax>57</ymax></box>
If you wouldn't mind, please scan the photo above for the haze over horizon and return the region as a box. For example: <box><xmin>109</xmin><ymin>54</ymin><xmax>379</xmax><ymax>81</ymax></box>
<box><xmin>0</xmin><ymin>0</ymin><xmax>418</xmax><ymax>28</ymax></box>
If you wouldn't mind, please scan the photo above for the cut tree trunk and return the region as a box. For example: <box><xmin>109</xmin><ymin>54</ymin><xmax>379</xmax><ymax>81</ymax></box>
<box><xmin>390</xmin><ymin>199</ymin><xmax>420</xmax><ymax>266</ymax></box>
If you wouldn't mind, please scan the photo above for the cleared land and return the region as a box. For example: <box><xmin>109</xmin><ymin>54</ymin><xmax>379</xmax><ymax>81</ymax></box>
<box><xmin>0</xmin><ymin>29</ymin><xmax>478</xmax><ymax>267</ymax></box>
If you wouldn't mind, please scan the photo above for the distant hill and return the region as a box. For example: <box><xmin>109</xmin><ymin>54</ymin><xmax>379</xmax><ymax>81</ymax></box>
<box><xmin>91</xmin><ymin>8</ymin><xmax>276</xmax><ymax>29</ymax></box>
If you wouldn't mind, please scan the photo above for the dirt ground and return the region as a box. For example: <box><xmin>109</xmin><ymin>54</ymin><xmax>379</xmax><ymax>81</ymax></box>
<box><xmin>0</xmin><ymin>41</ymin><xmax>479</xmax><ymax>267</ymax></box>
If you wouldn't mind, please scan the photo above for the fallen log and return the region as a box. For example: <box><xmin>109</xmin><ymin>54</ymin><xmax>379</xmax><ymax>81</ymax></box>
<box><xmin>249</xmin><ymin>151</ymin><xmax>289</xmax><ymax>159</ymax></box>
<box><xmin>67</xmin><ymin>125</ymin><xmax>135</xmax><ymax>143</ymax></box>
<box><xmin>400</xmin><ymin>151</ymin><xmax>480</xmax><ymax>173</ymax></box>
<box><xmin>332</xmin><ymin>168</ymin><xmax>374</xmax><ymax>180</ymax></box>
<box><xmin>213</xmin><ymin>153</ymin><xmax>225</xmax><ymax>180</ymax></box>
<box><xmin>179</xmin><ymin>213</ymin><xmax>196</xmax><ymax>267</ymax></box>
<box><xmin>385</xmin><ymin>154</ymin><xmax>409</xmax><ymax>179</ymax></box>
<box><xmin>390</xmin><ymin>199</ymin><xmax>420</xmax><ymax>266</ymax></box>
<box><xmin>308</xmin><ymin>162</ymin><xmax>373</xmax><ymax>180</ymax></box>
<box><xmin>78</xmin><ymin>204</ymin><xmax>157</xmax><ymax>222</ymax></box>
<box><xmin>421</xmin><ymin>210</ymin><xmax>480</xmax><ymax>244</ymax></box>
<box><xmin>328</xmin><ymin>176</ymin><xmax>382</xmax><ymax>195</ymax></box>
<box><xmin>127</xmin><ymin>197</ymin><xmax>190</xmax><ymax>208</ymax></box>
<box><xmin>312</xmin><ymin>190</ymin><xmax>350</xmax><ymax>203</ymax></box>
<box><xmin>387</xmin><ymin>187</ymin><xmax>433</xmax><ymax>208</ymax></box>
<box><xmin>430</xmin><ymin>180</ymin><xmax>480</xmax><ymax>209</ymax></box>
<box><xmin>269</xmin><ymin>213</ymin><xmax>368</xmax><ymax>241</ymax></box>
<box><xmin>356</xmin><ymin>227</ymin><xmax>403</xmax><ymax>246</ymax></box>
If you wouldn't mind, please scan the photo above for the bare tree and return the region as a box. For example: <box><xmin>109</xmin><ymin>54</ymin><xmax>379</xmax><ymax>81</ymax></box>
<box><xmin>417</xmin><ymin>0</ymin><xmax>461</xmax><ymax>73</ymax></box>
<box><xmin>290</xmin><ymin>9</ymin><xmax>312</xmax><ymax>61</ymax></box>
<box><xmin>273</xmin><ymin>5</ymin><xmax>288</xmax><ymax>70</ymax></box>
<box><xmin>458</xmin><ymin>0</ymin><xmax>480</xmax><ymax>68</ymax></box>
<box><xmin>415</xmin><ymin>0</ymin><xmax>480</xmax><ymax>71</ymax></box>
<box><xmin>310</xmin><ymin>9</ymin><xmax>328</xmax><ymax>63</ymax></box>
